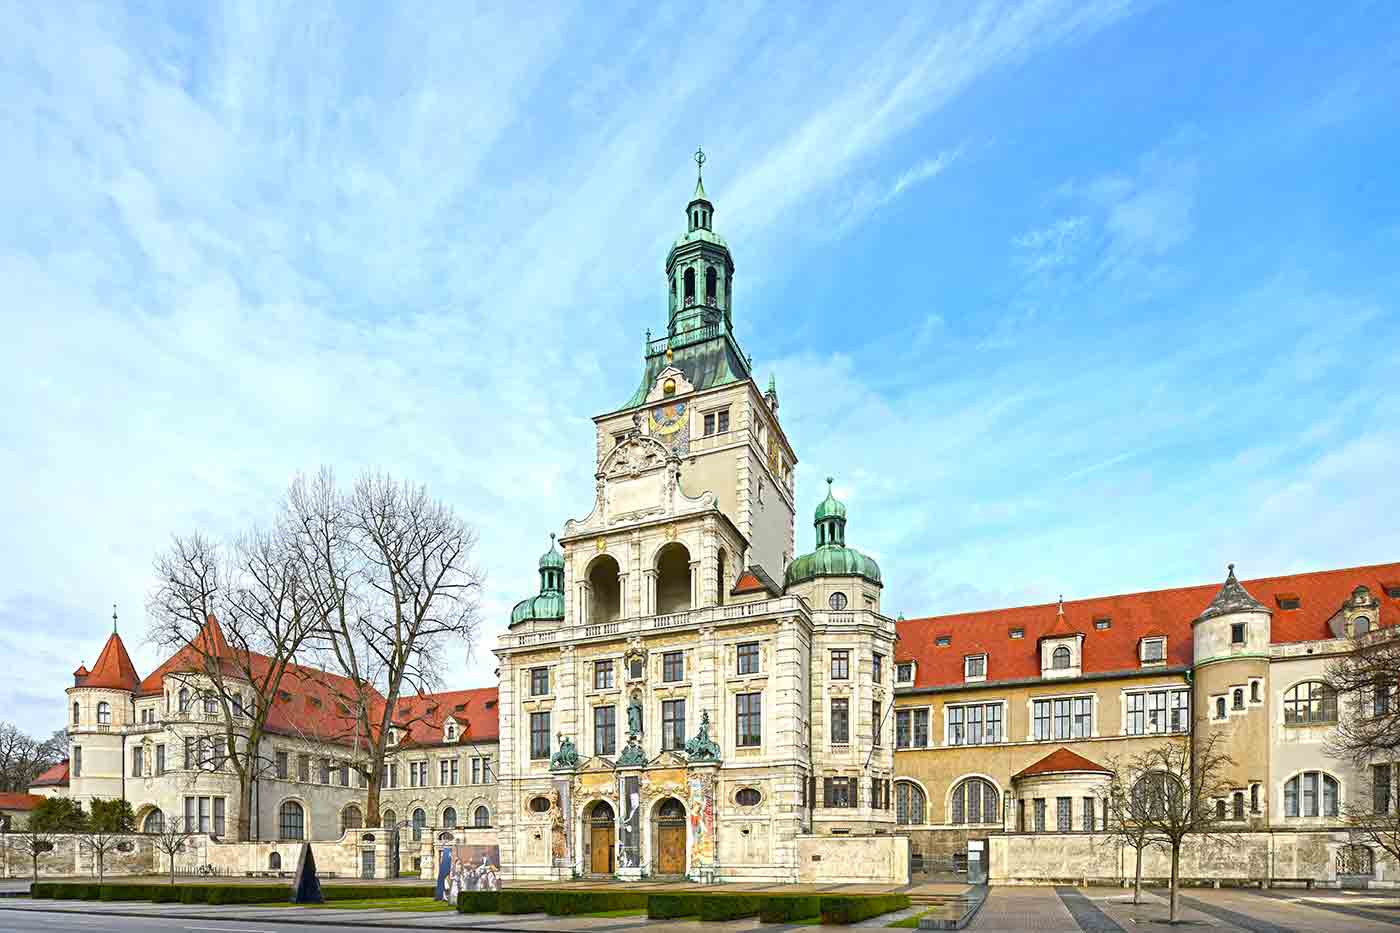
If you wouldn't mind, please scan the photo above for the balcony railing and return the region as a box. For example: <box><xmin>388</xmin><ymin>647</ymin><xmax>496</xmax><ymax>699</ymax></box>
<box><xmin>645</xmin><ymin>321</ymin><xmax>726</xmax><ymax>358</ymax></box>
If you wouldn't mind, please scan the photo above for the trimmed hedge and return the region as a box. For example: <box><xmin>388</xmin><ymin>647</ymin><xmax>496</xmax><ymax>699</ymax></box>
<box><xmin>820</xmin><ymin>893</ymin><xmax>911</xmax><ymax>925</ymax></box>
<box><xmin>759</xmin><ymin>894</ymin><xmax>821</xmax><ymax>923</ymax></box>
<box><xmin>647</xmin><ymin>892</ymin><xmax>705</xmax><ymax>919</ymax></box>
<box><xmin>30</xmin><ymin>881</ymin><xmax>436</xmax><ymax>906</ymax></box>
<box><xmin>457</xmin><ymin>890</ymin><xmax>500</xmax><ymax>913</ymax></box>
<box><xmin>702</xmin><ymin>894</ymin><xmax>763</xmax><ymax>921</ymax></box>
<box><xmin>490</xmin><ymin>889</ymin><xmax>645</xmax><ymax>916</ymax></box>
<box><xmin>323</xmin><ymin>884</ymin><xmax>435</xmax><ymax>901</ymax></box>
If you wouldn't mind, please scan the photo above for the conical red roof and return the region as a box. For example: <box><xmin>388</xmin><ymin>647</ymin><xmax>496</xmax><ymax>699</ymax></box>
<box><xmin>80</xmin><ymin>631</ymin><xmax>141</xmax><ymax>691</ymax></box>
<box><xmin>1014</xmin><ymin>747</ymin><xmax>1112</xmax><ymax>780</ymax></box>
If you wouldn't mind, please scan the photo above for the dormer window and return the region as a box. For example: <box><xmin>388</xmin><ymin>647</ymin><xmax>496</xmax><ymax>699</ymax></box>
<box><xmin>1384</xmin><ymin>584</ymin><xmax>1400</xmax><ymax>599</ymax></box>
<box><xmin>896</xmin><ymin>662</ymin><xmax>915</xmax><ymax>685</ymax></box>
<box><xmin>387</xmin><ymin>729</ymin><xmax>399</xmax><ymax>746</ymax></box>
<box><xmin>1051</xmin><ymin>646</ymin><xmax>1071</xmax><ymax>669</ymax></box>
<box><xmin>444</xmin><ymin>722</ymin><xmax>456</xmax><ymax>741</ymax></box>
<box><xmin>1276</xmin><ymin>594</ymin><xmax>1301</xmax><ymax>610</ymax></box>
<box><xmin>1141</xmin><ymin>637</ymin><xmax>1166</xmax><ymax>664</ymax></box>
<box><xmin>936</xmin><ymin>635</ymin><xmax>951</xmax><ymax>648</ymax></box>
<box><xmin>1041</xmin><ymin>635</ymin><xmax>1083</xmax><ymax>679</ymax></box>
<box><xmin>1010</xmin><ymin>628</ymin><xmax>1024</xmax><ymax>639</ymax></box>
<box><xmin>1094</xmin><ymin>618</ymin><xmax>1111</xmax><ymax>630</ymax></box>
<box><xmin>964</xmin><ymin>654</ymin><xmax>987</xmax><ymax>682</ymax></box>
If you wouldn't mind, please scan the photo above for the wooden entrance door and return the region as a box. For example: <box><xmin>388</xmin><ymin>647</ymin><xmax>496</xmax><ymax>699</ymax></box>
<box><xmin>656</xmin><ymin>823</ymin><xmax>685</xmax><ymax>875</ymax></box>
<box><xmin>590</xmin><ymin>824</ymin><xmax>614</xmax><ymax>874</ymax></box>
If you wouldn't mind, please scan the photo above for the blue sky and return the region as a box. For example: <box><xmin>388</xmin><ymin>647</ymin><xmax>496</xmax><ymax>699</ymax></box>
<box><xmin>2</xmin><ymin>2</ymin><xmax>1397</xmax><ymax>735</ymax></box>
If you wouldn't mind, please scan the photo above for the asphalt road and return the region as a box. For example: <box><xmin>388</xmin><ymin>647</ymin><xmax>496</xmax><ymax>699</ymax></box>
<box><xmin>0</xmin><ymin>909</ymin><xmax>467</xmax><ymax>933</ymax></box>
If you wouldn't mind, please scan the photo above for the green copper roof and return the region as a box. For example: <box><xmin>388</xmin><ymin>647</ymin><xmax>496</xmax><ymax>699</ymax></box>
<box><xmin>510</xmin><ymin>590</ymin><xmax>564</xmax><ymax>626</ymax></box>
<box><xmin>692</xmin><ymin>175</ymin><xmax>709</xmax><ymax>203</ymax></box>
<box><xmin>623</xmin><ymin>329</ymin><xmax>750</xmax><ymax>409</ymax></box>
<box><xmin>784</xmin><ymin>546</ymin><xmax>882</xmax><ymax>588</ymax></box>
<box><xmin>814</xmin><ymin>477</ymin><xmax>846</xmax><ymax>522</ymax></box>
<box><xmin>539</xmin><ymin>534</ymin><xmax>564</xmax><ymax>571</ymax></box>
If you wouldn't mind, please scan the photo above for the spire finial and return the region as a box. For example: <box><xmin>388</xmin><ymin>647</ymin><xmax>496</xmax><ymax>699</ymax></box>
<box><xmin>112</xmin><ymin>602</ymin><xmax>118</xmax><ymax>634</ymax></box>
<box><xmin>826</xmin><ymin>476</ymin><xmax>834</xmax><ymax>489</ymax></box>
<box><xmin>1057</xmin><ymin>595</ymin><xmax>1064</xmax><ymax>617</ymax></box>
<box><xmin>550</xmin><ymin>533</ymin><xmax>556</xmax><ymax>545</ymax></box>
<box><xmin>695</xmin><ymin>146</ymin><xmax>706</xmax><ymax>183</ymax></box>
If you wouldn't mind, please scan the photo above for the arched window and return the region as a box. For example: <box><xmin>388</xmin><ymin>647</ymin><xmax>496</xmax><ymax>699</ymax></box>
<box><xmin>895</xmin><ymin>781</ymin><xmax>926</xmax><ymax>826</ymax></box>
<box><xmin>382</xmin><ymin>809</ymin><xmax>397</xmax><ymax>828</ymax></box>
<box><xmin>97</xmin><ymin>702</ymin><xmax>111</xmax><ymax>725</ymax></box>
<box><xmin>203</xmin><ymin>695</ymin><xmax>218</xmax><ymax>715</ymax></box>
<box><xmin>1051</xmin><ymin>646</ymin><xmax>1071</xmax><ymax>670</ymax></box>
<box><xmin>1232</xmin><ymin>791</ymin><xmax>1245</xmax><ymax>820</ymax></box>
<box><xmin>655</xmin><ymin>542</ymin><xmax>693</xmax><ymax>614</ymax></box>
<box><xmin>178</xmin><ymin>689</ymin><xmax>190</xmax><ymax>712</ymax></box>
<box><xmin>278</xmin><ymin>801</ymin><xmax>304</xmax><ymax>841</ymax></box>
<box><xmin>1250</xmin><ymin>681</ymin><xmax>1261</xmax><ymax>703</ymax></box>
<box><xmin>587</xmin><ymin>554</ymin><xmax>622</xmax><ymax>623</ymax></box>
<box><xmin>341</xmin><ymin>806</ymin><xmax>363</xmax><ymax>833</ymax></box>
<box><xmin>1232</xmin><ymin>688</ymin><xmax>1244</xmax><ymax>710</ymax></box>
<box><xmin>1284</xmin><ymin>682</ymin><xmax>1337</xmax><ymax>724</ymax></box>
<box><xmin>269</xmin><ymin>852</ymin><xmax>282</xmax><ymax>870</ymax></box>
<box><xmin>949</xmin><ymin>778</ymin><xmax>998</xmax><ymax>825</ymax></box>
<box><xmin>705</xmin><ymin>266</ymin><xmax>717</xmax><ymax>304</ymax></box>
<box><xmin>442</xmin><ymin>807</ymin><xmax>457</xmax><ymax>829</ymax></box>
<box><xmin>683</xmin><ymin>268</ymin><xmax>696</xmax><ymax>303</ymax></box>
<box><xmin>412</xmin><ymin>808</ymin><xmax>426</xmax><ymax>841</ymax></box>
<box><xmin>143</xmin><ymin>809</ymin><xmax>164</xmax><ymax>833</ymax></box>
<box><xmin>657</xmin><ymin>798</ymin><xmax>685</xmax><ymax>820</ymax></box>
<box><xmin>1215</xmin><ymin>799</ymin><xmax>1227</xmax><ymax>820</ymax></box>
<box><xmin>1353</xmin><ymin>616</ymin><xmax>1371</xmax><ymax>636</ymax></box>
<box><xmin>1284</xmin><ymin>771</ymin><xmax>1339</xmax><ymax>817</ymax></box>
<box><xmin>1216</xmin><ymin>697</ymin><xmax>1227</xmax><ymax>719</ymax></box>
<box><xmin>1131</xmin><ymin>771</ymin><xmax>1181</xmax><ymax>819</ymax></box>
<box><xmin>474</xmin><ymin>806</ymin><xmax>490</xmax><ymax>828</ymax></box>
<box><xmin>72</xmin><ymin>702</ymin><xmax>80</xmax><ymax>725</ymax></box>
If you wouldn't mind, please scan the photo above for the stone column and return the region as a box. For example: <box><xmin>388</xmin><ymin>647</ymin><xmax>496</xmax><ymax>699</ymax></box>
<box><xmin>689</xmin><ymin>560</ymin><xmax>701</xmax><ymax>609</ymax></box>
<box><xmin>616</xmin><ymin>572</ymin><xmax>629</xmax><ymax>619</ymax></box>
<box><xmin>643</xmin><ymin>570</ymin><xmax>657</xmax><ymax>616</ymax></box>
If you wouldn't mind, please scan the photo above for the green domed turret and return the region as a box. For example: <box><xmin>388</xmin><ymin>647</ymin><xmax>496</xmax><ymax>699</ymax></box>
<box><xmin>510</xmin><ymin>534</ymin><xmax>566</xmax><ymax>627</ymax></box>
<box><xmin>784</xmin><ymin>478</ymin><xmax>882</xmax><ymax>588</ymax></box>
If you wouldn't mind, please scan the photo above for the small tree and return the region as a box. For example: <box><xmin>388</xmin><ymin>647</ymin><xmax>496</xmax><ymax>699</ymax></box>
<box><xmin>77</xmin><ymin>830</ymin><xmax>126</xmax><ymax>884</ymax></box>
<box><xmin>1128</xmin><ymin>732</ymin><xmax>1236</xmax><ymax>923</ymax></box>
<box><xmin>88</xmin><ymin>798</ymin><xmax>136</xmax><ymax>833</ymax></box>
<box><xmin>1324</xmin><ymin>609</ymin><xmax>1399</xmax><ymax>766</ymax></box>
<box><xmin>1099</xmin><ymin>762</ymin><xmax>1161</xmax><ymax>904</ymax></box>
<box><xmin>151</xmin><ymin>816</ymin><xmax>197</xmax><ymax>885</ymax></box>
<box><xmin>30</xmin><ymin>797</ymin><xmax>87</xmax><ymax>833</ymax></box>
<box><xmin>10</xmin><ymin>828</ymin><xmax>56</xmax><ymax>880</ymax></box>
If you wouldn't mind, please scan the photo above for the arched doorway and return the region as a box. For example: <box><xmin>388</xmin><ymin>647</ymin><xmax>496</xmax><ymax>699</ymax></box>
<box><xmin>587</xmin><ymin>801</ymin><xmax>616</xmax><ymax>875</ymax></box>
<box><xmin>655</xmin><ymin>543</ymin><xmax>692</xmax><ymax>614</ymax></box>
<box><xmin>588</xmin><ymin>554</ymin><xmax>621</xmax><ymax>622</ymax></box>
<box><xmin>652</xmin><ymin>797</ymin><xmax>687</xmax><ymax>876</ymax></box>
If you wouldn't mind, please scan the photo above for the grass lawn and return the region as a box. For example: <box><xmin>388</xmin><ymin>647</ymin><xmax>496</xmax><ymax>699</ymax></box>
<box><xmin>887</xmin><ymin>907</ymin><xmax>938</xmax><ymax>927</ymax></box>
<box><xmin>301</xmin><ymin>897</ymin><xmax>452</xmax><ymax>912</ymax></box>
<box><xmin>581</xmin><ymin>907</ymin><xmax>648</xmax><ymax>917</ymax></box>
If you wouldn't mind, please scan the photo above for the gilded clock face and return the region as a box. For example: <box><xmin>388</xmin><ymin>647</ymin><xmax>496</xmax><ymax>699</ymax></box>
<box><xmin>649</xmin><ymin>401</ymin><xmax>687</xmax><ymax>437</ymax></box>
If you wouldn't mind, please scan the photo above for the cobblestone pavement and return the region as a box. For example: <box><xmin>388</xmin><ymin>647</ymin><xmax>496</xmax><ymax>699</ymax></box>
<box><xmin>968</xmin><ymin>887</ymin><xmax>1082</xmax><ymax>931</ymax></box>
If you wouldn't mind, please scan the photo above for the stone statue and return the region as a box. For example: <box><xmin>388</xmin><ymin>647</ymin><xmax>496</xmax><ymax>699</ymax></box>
<box><xmin>627</xmin><ymin>693</ymin><xmax>644</xmax><ymax>736</ymax></box>
<box><xmin>617</xmin><ymin>732</ymin><xmax>647</xmax><ymax>767</ymax></box>
<box><xmin>684</xmin><ymin>710</ymin><xmax>721</xmax><ymax>763</ymax></box>
<box><xmin>549</xmin><ymin>733</ymin><xmax>579</xmax><ymax>770</ymax></box>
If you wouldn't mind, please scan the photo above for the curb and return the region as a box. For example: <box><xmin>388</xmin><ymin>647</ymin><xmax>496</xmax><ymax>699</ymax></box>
<box><xmin>917</xmin><ymin>887</ymin><xmax>988</xmax><ymax>931</ymax></box>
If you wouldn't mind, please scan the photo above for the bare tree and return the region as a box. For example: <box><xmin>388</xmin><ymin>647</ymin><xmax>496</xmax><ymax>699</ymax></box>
<box><xmin>291</xmin><ymin>469</ymin><xmax>482</xmax><ymax>827</ymax></box>
<box><xmin>150</xmin><ymin>815</ymin><xmax>198</xmax><ymax>885</ymax></box>
<box><xmin>147</xmin><ymin>509</ymin><xmax>322</xmax><ymax>841</ymax></box>
<box><xmin>10</xmin><ymin>827</ymin><xmax>56</xmax><ymax>880</ymax></box>
<box><xmin>77</xmin><ymin>830</ymin><xmax>126</xmax><ymax>884</ymax></box>
<box><xmin>0</xmin><ymin>724</ymin><xmax>66</xmax><ymax>793</ymax></box>
<box><xmin>1125</xmin><ymin>732</ymin><xmax>1237</xmax><ymax>923</ymax></box>
<box><xmin>1099</xmin><ymin>760</ymin><xmax>1162</xmax><ymax>905</ymax></box>
<box><xmin>1325</xmin><ymin>624</ymin><xmax>1399</xmax><ymax>765</ymax></box>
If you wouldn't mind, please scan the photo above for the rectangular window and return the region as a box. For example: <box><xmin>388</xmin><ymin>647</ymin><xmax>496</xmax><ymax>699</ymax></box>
<box><xmin>718</xmin><ymin>409</ymin><xmax>729</xmax><ymax>433</ymax></box>
<box><xmin>1033</xmin><ymin>798</ymin><xmax>1046</xmax><ymax>832</ymax></box>
<box><xmin>1231</xmin><ymin>622</ymin><xmax>1246</xmax><ymax>644</ymax></box>
<box><xmin>1056</xmin><ymin>797</ymin><xmax>1072</xmax><ymax>833</ymax></box>
<box><xmin>471</xmin><ymin>758</ymin><xmax>481</xmax><ymax>785</ymax></box>
<box><xmin>1126</xmin><ymin>688</ymin><xmax>1189</xmax><ymax>735</ymax></box>
<box><xmin>663</xmin><ymin>651</ymin><xmax>684</xmax><ymax>683</ymax></box>
<box><xmin>895</xmin><ymin>709</ymin><xmax>912</xmax><ymax>748</ymax></box>
<box><xmin>450</xmin><ymin>759</ymin><xmax>459</xmax><ymax>785</ymax></box>
<box><xmin>1073</xmin><ymin>697</ymin><xmax>1092</xmax><ymax>738</ymax></box>
<box><xmin>913</xmin><ymin>708</ymin><xmax>930</xmax><ymax>748</ymax></box>
<box><xmin>1375</xmin><ymin>682</ymin><xmax>1393</xmax><ymax>717</ymax></box>
<box><xmin>440</xmin><ymin>760</ymin><xmax>449</xmax><ymax>786</ymax></box>
<box><xmin>873</xmin><ymin>653</ymin><xmax>884</xmax><ymax>683</ymax></box>
<box><xmin>873</xmin><ymin>699</ymin><xmax>882</xmax><ymax>746</ymax></box>
<box><xmin>1033</xmin><ymin>700</ymin><xmax>1051</xmax><ymax>741</ymax></box>
<box><xmin>184</xmin><ymin>797</ymin><xmax>195</xmax><ymax>831</ymax></box>
<box><xmin>594</xmin><ymin>660</ymin><xmax>614</xmax><ymax>690</ymax></box>
<box><xmin>737</xmin><ymin>642</ymin><xmax>760</xmax><ymax>675</ymax></box>
<box><xmin>1141</xmin><ymin>638</ymin><xmax>1166</xmax><ymax>662</ymax></box>
<box><xmin>896</xmin><ymin>662</ymin><xmax>914</xmax><ymax>684</ymax></box>
<box><xmin>1082</xmin><ymin>797</ymin><xmax>1096</xmax><ymax>831</ymax></box>
<box><xmin>275</xmin><ymin>750</ymin><xmax>288</xmax><ymax>779</ymax></box>
<box><xmin>409</xmin><ymin>762</ymin><xmax>418</xmax><ymax>787</ymax></box>
<box><xmin>156</xmin><ymin>744</ymin><xmax>165</xmax><ymax>776</ymax></box>
<box><xmin>483</xmin><ymin>757</ymin><xmax>493</xmax><ymax>783</ymax></box>
<box><xmin>1303</xmin><ymin>772</ymin><xmax>1318</xmax><ymax>817</ymax></box>
<box><xmin>1054</xmin><ymin>699</ymin><xmax>1071</xmax><ymax>739</ymax></box>
<box><xmin>824</xmin><ymin>777</ymin><xmax>856</xmax><ymax>808</ymax></box>
<box><xmin>704</xmin><ymin>412</ymin><xmax>715</xmax><ymax>436</ymax></box>
<box><xmin>213</xmin><ymin>797</ymin><xmax>225</xmax><ymax>836</ymax></box>
<box><xmin>1374</xmin><ymin>764</ymin><xmax>1392</xmax><ymax>814</ymax></box>
<box><xmin>736</xmin><ymin>692</ymin><xmax>762</xmax><ymax>746</ymax></box>
<box><xmin>965</xmin><ymin>655</ymin><xmax>986</xmax><ymax>680</ymax></box>
<box><xmin>73</xmin><ymin>746</ymin><xmax>81</xmax><ymax>777</ymax></box>
<box><xmin>662</xmin><ymin>699</ymin><xmax>686</xmax><ymax>751</ymax></box>
<box><xmin>831</xmin><ymin>650</ymin><xmax>850</xmax><ymax>680</ymax></box>
<box><xmin>1147</xmin><ymin>691</ymin><xmax>1167</xmax><ymax>733</ymax></box>
<box><xmin>948</xmin><ymin>703</ymin><xmax>1002</xmax><ymax>745</ymax></box>
<box><xmin>530</xmin><ymin>667</ymin><xmax>550</xmax><ymax>696</ymax></box>
<box><xmin>198</xmin><ymin>796</ymin><xmax>210</xmax><ymax>834</ymax></box>
<box><xmin>948</xmin><ymin>705</ymin><xmax>964</xmax><ymax>746</ymax></box>
<box><xmin>530</xmin><ymin>712</ymin><xmax>550</xmax><ymax>760</ymax></box>
<box><xmin>298</xmin><ymin>754</ymin><xmax>310</xmax><ymax>782</ymax></box>
<box><xmin>595</xmin><ymin>705</ymin><xmax>617</xmax><ymax>756</ymax></box>
<box><xmin>132</xmin><ymin>747</ymin><xmax>144</xmax><ymax>777</ymax></box>
<box><xmin>320</xmin><ymin>758</ymin><xmax>331</xmax><ymax>784</ymax></box>
<box><xmin>831</xmin><ymin>698</ymin><xmax>849</xmax><ymax>744</ymax></box>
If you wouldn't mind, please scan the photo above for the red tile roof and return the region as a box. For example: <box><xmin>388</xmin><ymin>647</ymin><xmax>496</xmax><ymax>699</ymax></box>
<box><xmin>732</xmin><ymin>572</ymin><xmax>769</xmax><ymax>595</ymax></box>
<box><xmin>0</xmin><ymin>793</ymin><xmax>45</xmax><ymax>811</ymax></box>
<box><xmin>895</xmin><ymin>562</ymin><xmax>1400</xmax><ymax>690</ymax></box>
<box><xmin>77</xmin><ymin>631</ymin><xmax>142</xmax><ymax>691</ymax></box>
<box><xmin>1014</xmin><ymin>748</ymin><xmax>1112</xmax><ymax>780</ymax></box>
<box><xmin>385</xmin><ymin>687</ymin><xmax>500</xmax><ymax>747</ymax></box>
<box><xmin>30</xmin><ymin>760</ymin><xmax>69</xmax><ymax>787</ymax></box>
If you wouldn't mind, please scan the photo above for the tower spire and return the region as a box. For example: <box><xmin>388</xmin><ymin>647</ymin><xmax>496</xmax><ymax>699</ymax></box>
<box><xmin>112</xmin><ymin>602</ymin><xmax>118</xmax><ymax>634</ymax></box>
<box><xmin>694</xmin><ymin>146</ymin><xmax>707</xmax><ymax>200</ymax></box>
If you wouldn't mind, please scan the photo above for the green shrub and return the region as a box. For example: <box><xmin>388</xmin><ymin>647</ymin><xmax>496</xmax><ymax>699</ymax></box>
<box><xmin>554</xmin><ymin>890</ymin><xmax>647</xmax><ymax>915</ymax></box>
<box><xmin>178</xmin><ymin>885</ymin><xmax>208</xmax><ymax>904</ymax></box>
<box><xmin>647</xmin><ymin>892</ymin><xmax>706</xmax><ymax>919</ymax></box>
<box><xmin>29</xmin><ymin>882</ymin><xmax>55</xmax><ymax>899</ymax></box>
<box><xmin>759</xmin><ymin>894</ymin><xmax>821</xmax><ymax>922</ymax></box>
<box><xmin>456</xmin><ymin>890</ymin><xmax>500</xmax><ymax>913</ymax></box>
<box><xmin>702</xmin><ymin>894</ymin><xmax>762</xmax><ymax>921</ymax></box>
<box><xmin>819</xmin><ymin>893</ymin><xmax>911</xmax><ymax>925</ymax></box>
<box><xmin>151</xmin><ymin>886</ymin><xmax>182</xmax><ymax>903</ymax></box>
<box><xmin>498</xmin><ymin>889</ymin><xmax>552</xmax><ymax>914</ymax></box>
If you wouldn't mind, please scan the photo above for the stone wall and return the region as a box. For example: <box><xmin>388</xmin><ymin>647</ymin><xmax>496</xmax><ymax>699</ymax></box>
<box><xmin>1</xmin><ymin>834</ymin><xmax>158</xmax><ymax>878</ymax></box>
<box><xmin>795</xmin><ymin>834</ymin><xmax>909</xmax><ymax>884</ymax></box>
<box><xmin>988</xmin><ymin>830</ymin><xmax>1398</xmax><ymax>887</ymax></box>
